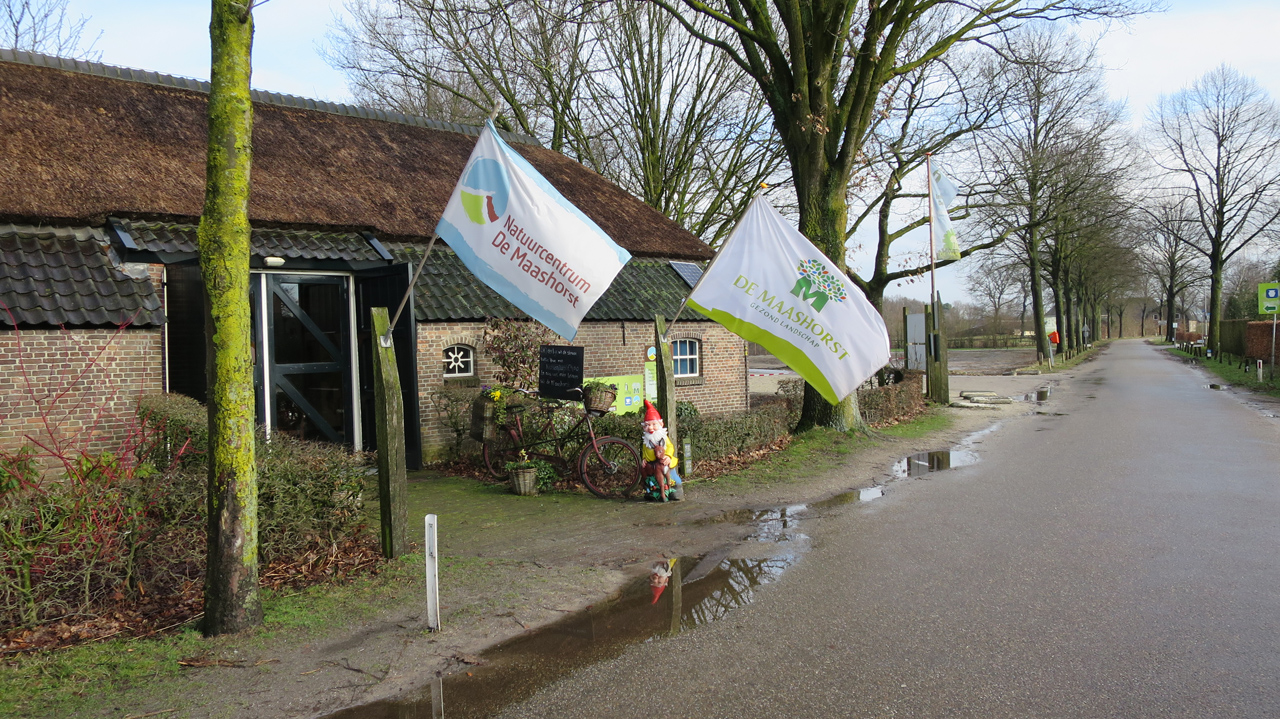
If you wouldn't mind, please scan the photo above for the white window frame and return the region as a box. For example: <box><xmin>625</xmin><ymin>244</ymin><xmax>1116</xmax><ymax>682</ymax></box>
<box><xmin>671</xmin><ymin>339</ymin><xmax>700</xmax><ymax>378</ymax></box>
<box><xmin>443</xmin><ymin>343</ymin><xmax>476</xmax><ymax>378</ymax></box>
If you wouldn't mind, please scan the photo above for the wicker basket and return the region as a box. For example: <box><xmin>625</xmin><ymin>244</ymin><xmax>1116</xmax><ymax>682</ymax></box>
<box><xmin>510</xmin><ymin>468</ymin><xmax>538</xmax><ymax>496</ymax></box>
<box><xmin>585</xmin><ymin>388</ymin><xmax>617</xmax><ymax>413</ymax></box>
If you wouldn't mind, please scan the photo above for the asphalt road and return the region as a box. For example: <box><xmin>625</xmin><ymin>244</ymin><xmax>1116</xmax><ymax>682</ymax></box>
<box><xmin>497</xmin><ymin>341</ymin><xmax>1280</xmax><ymax>718</ymax></box>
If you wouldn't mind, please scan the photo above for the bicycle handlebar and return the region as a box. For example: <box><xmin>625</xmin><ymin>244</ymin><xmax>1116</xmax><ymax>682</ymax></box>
<box><xmin>512</xmin><ymin>387</ymin><xmax>585</xmax><ymax>398</ymax></box>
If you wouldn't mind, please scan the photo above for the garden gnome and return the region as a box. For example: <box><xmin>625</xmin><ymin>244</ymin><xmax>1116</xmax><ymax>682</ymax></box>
<box><xmin>650</xmin><ymin>558</ymin><xmax>675</xmax><ymax>604</ymax></box>
<box><xmin>641</xmin><ymin>400</ymin><xmax>681</xmax><ymax>502</ymax></box>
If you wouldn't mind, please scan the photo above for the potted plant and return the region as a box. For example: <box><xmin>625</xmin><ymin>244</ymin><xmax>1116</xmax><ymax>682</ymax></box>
<box><xmin>582</xmin><ymin>379</ymin><xmax>617</xmax><ymax>413</ymax></box>
<box><xmin>505</xmin><ymin>450</ymin><xmax>539</xmax><ymax>495</ymax></box>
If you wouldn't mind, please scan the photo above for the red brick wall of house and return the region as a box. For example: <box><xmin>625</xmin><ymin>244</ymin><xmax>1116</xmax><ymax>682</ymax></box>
<box><xmin>0</xmin><ymin>327</ymin><xmax>164</xmax><ymax>461</ymax></box>
<box><xmin>414</xmin><ymin>320</ymin><xmax>746</xmax><ymax>457</ymax></box>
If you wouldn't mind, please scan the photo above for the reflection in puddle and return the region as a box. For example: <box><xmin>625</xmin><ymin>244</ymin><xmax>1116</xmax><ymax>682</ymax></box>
<box><xmin>889</xmin><ymin>422</ymin><xmax>996</xmax><ymax>479</ymax></box>
<box><xmin>321</xmin><ymin>555</ymin><xmax>794</xmax><ymax>719</ymax></box>
<box><xmin>693</xmin><ymin>505</ymin><xmax>808</xmax><ymax>543</ymax></box>
<box><xmin>891</xmin><ymin>449</ymin><xmax>978</xmax><ymax>478</ymax></box>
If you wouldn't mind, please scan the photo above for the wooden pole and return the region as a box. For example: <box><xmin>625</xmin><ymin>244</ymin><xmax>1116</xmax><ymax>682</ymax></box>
<box><xmin>933</xmin><ymin>293</ymin><xmax>950</xmax><ymax>405</ymax></box>
<box><xmin>371</xmin><ymin>307</ymin><xmax>408</xmax><ymax>558</ymax></box>
<box><xmin>924</xmin><ymin>303</ymin><xmax>935</xmax><ymax>400</ymax></box>
<box><xmin>902</xmin><ymin>306</ymin><xmax>910</xmax><ymax>369</ymax></box>
<box><xmin>668</xmin><ymin>558</ymin><xmax>683</xmax><ymax>637</ymax></box>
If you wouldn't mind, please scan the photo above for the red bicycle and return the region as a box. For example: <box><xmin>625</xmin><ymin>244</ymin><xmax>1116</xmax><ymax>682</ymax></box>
<box><xmin>482</xmin><ymin>388</ymin><xmax>643</xmax><ymax>499</ymax></box>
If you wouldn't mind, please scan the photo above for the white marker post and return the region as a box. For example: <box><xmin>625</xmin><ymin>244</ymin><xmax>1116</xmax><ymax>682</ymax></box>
<box><xmin>430</xmin><ymin>676</ymin><xmax>444</xmax><ymax>718</ymax></box>
<box><xmin>425</xmin><ymin>514</ymin><xmax>440</xmax><ymax>632</ymax></box>
<box><xmin>1259</xmin><ymin>359</ymin><xmax>1264</xmax><ymax>383</ymax></box>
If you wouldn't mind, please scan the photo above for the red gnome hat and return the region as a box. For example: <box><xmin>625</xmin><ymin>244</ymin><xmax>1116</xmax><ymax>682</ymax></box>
<box><xmin>643</xmin><ymin>400</ymin><xmax>662</xmax><ymax>423</ymax></box>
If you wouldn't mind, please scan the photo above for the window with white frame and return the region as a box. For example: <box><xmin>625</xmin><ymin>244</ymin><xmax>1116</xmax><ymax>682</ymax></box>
<box><xmin>671</xmin><ymin>339</ymin><xmax>700</xmax><ymax>378</ymax></box>
<box><xmin>442</xmin><ymin>344</ymin><xmax>475</xmax><ymax>378</ymax></box>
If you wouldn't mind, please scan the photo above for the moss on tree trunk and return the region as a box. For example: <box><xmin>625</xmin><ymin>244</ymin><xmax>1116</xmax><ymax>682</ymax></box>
<box><xmin>199</xmin><ymin>0</ymin><xmax>261</xmax><ymax>636</ymax></box>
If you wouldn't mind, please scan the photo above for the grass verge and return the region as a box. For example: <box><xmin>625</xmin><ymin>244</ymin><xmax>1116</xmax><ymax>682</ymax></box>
<box><xmin>689</xmin><ymin>407</ymin><xmax>953</xmax><ymax>493</ymax></box>
<box><xmin>0</xmin><ymin>551</ymin><xmax>523</xmax><ymax>719</ymax></box>
<box><xmin>1169</xmin><ymin>348</ymin><xmax>1280</xmax><ymax>400</ymax></box>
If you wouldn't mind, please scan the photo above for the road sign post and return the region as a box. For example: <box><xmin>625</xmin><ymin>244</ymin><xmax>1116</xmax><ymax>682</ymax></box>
<box><xmin>1259</xmin><ymin>283</ymin><xmax>1280</xmax><ymax>380</ymax></box>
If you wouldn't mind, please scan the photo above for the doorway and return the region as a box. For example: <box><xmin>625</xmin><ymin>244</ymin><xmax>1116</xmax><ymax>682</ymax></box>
<box><xmin>255</xmin><ymin>273</ymin><xmax>355</xmax><ymax>445</ymax></box>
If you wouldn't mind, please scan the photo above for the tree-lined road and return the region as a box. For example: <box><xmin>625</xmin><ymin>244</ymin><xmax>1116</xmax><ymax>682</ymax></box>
<box><xmin>501</xmin><ymin>341</ymin><xmax>1280</xmax><ymax>718</ymax></box>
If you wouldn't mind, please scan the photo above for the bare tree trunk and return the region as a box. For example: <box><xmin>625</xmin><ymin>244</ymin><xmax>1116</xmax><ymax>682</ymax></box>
<box><xmin>1208</xmin><ymin>259</ymin><xmax>1224</xmax><ymax>353</ymax></box>
<box><xmin>200</xmin><ymin>0</ymin><xmax>261</xmax><ymax>636</ymax></box>
<box><xmin>1019</xmin><ymin>290</ymin><xmax>1028</xmax><ymax>338</ymax></box>
<box><xmin>1052</xmin><ymin>277</ymin><xmax>1067</xmax><ymax>356</ymax></box>
<box><xmin>1029</xmin><ymin>246</ymin><xmax>1049</xmax><ymax>362</ymax></box>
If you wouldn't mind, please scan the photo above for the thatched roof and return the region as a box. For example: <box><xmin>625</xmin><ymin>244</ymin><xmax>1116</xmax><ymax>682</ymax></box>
<box><xmin>0</xmin><ymin>50</ymin><xmax>712</xmax><ymax>261</ymax></box>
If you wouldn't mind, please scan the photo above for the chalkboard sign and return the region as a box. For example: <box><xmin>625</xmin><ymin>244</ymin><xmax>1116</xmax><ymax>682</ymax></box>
<box><xmin>538</xmin><ymin>345</ymin><xmax>585</xmax><ymax>401</ymax></box>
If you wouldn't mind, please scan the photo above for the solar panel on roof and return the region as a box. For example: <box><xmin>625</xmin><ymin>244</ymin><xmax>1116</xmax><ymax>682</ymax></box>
<box><xmin>669</xmin><ymin>261</ymin><xmax>704</xmax><ymax>288</ymax></box>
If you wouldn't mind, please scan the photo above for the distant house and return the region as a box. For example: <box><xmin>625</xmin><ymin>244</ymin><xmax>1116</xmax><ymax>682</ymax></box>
<box><xmin>0</xmin><ymin>50</ymin><xmax>746</xmax><ymax>466</ymax></box>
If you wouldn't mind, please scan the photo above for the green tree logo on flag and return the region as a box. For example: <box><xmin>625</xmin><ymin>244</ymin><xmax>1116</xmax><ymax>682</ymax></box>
<box><xmin>790</xmin><ymin>258</ymin><xmax>849</xmax><ymax>313</ymax></box>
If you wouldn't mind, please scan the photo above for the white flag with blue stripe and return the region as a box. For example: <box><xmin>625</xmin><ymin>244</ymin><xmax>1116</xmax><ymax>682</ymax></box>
<box><xmin>435</xmin><ymin>121</ymin><xmax>631</xmax><ymax>340</ymax></box>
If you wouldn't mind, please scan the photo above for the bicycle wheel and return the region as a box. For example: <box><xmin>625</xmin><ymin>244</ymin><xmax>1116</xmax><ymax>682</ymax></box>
<box><xmin>578</xmin><ymin>436</ymin><xmax>642</xmax><ymax>499</ymax></box>
<box><xmin>483</xmin><ymin>428</ymin><xmax>521</xmax><ymax>479</ymax></box>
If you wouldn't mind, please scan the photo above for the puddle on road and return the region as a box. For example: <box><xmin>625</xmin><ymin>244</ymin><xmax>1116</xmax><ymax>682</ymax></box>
<box><xmin>891</xmin><ymin>450</ymin><xmax>975</xmax><ymax>477</ymax></box>
<box><xmin>888</xmin><ymin>422</ymin><xmax>995</xmax><ymax>479</ymax></box>
<box><xmin>331</xmin><ymin>500</ymin><xmax>815</xmax><ymax>719</ymax></box>
<box><xmin>322</xmin><ymin>554</ymin><xmax>794</xmax><ymax>719</ymax></box>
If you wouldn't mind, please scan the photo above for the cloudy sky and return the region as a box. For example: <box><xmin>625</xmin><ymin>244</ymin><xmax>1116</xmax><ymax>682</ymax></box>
<box><xmin>61</xmin><ymin>0</ymin><xmax>1280</xmax><ymax>304</ymax></box>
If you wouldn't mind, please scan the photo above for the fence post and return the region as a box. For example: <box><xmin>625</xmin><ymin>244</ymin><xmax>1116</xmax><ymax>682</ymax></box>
<box><xmin>371</xmin><ymin>307</ymin><xmax>408</xmax><ymax>559</ymax></box>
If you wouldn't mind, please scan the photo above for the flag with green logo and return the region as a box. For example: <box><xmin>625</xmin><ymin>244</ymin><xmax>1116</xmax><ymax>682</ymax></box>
<box><xmin>687</xmin><ymin>196</ymin><xmax>890</xmax><ymax>405</ymax></box>
<box><xmin>930</xmin><ymin>166</ymin><xmax>962</xmax><ymax>262</ymax></box>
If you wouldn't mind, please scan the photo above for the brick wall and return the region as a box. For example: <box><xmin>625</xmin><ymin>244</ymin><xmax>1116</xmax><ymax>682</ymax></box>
<box><xmin>0</xmin><ymin>327</ymin><xmax>164</xmax><ymax>460</ymax></box>
<box><xmin>414</xmin><ymin>320</ymin><xmax>746</xmax><ymax>457</ymax></box>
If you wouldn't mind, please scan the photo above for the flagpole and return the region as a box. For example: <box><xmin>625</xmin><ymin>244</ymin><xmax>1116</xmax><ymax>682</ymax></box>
<box><xmin>387</xmin><ymin>104</ymin><xmax>494</xmax><ymax>345</ymax></box>
<box><xmin>927</xmin><ymin>153</ymin><xmax>936</xmax><ymax>309</ymax></box>
<box><xmin>383</xmin><ymin>234</ymin><xmax>437</xmax><ymax>346</ymax></box>
<box><xmin>661</xmin><ymin>191</ymin><xmax>765</xmax><ymax>344</ymax></box>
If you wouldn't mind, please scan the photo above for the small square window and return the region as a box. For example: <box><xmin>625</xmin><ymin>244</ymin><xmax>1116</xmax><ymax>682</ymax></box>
<box><xmin>671</xmin><ymin>339</ymin><xmax>699</xmax><ymax>378</ymax></box>
<box><xmin>443</xmin><ymin>344</ymin><xmax>475</xmax><ymax>378</ymax></box>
